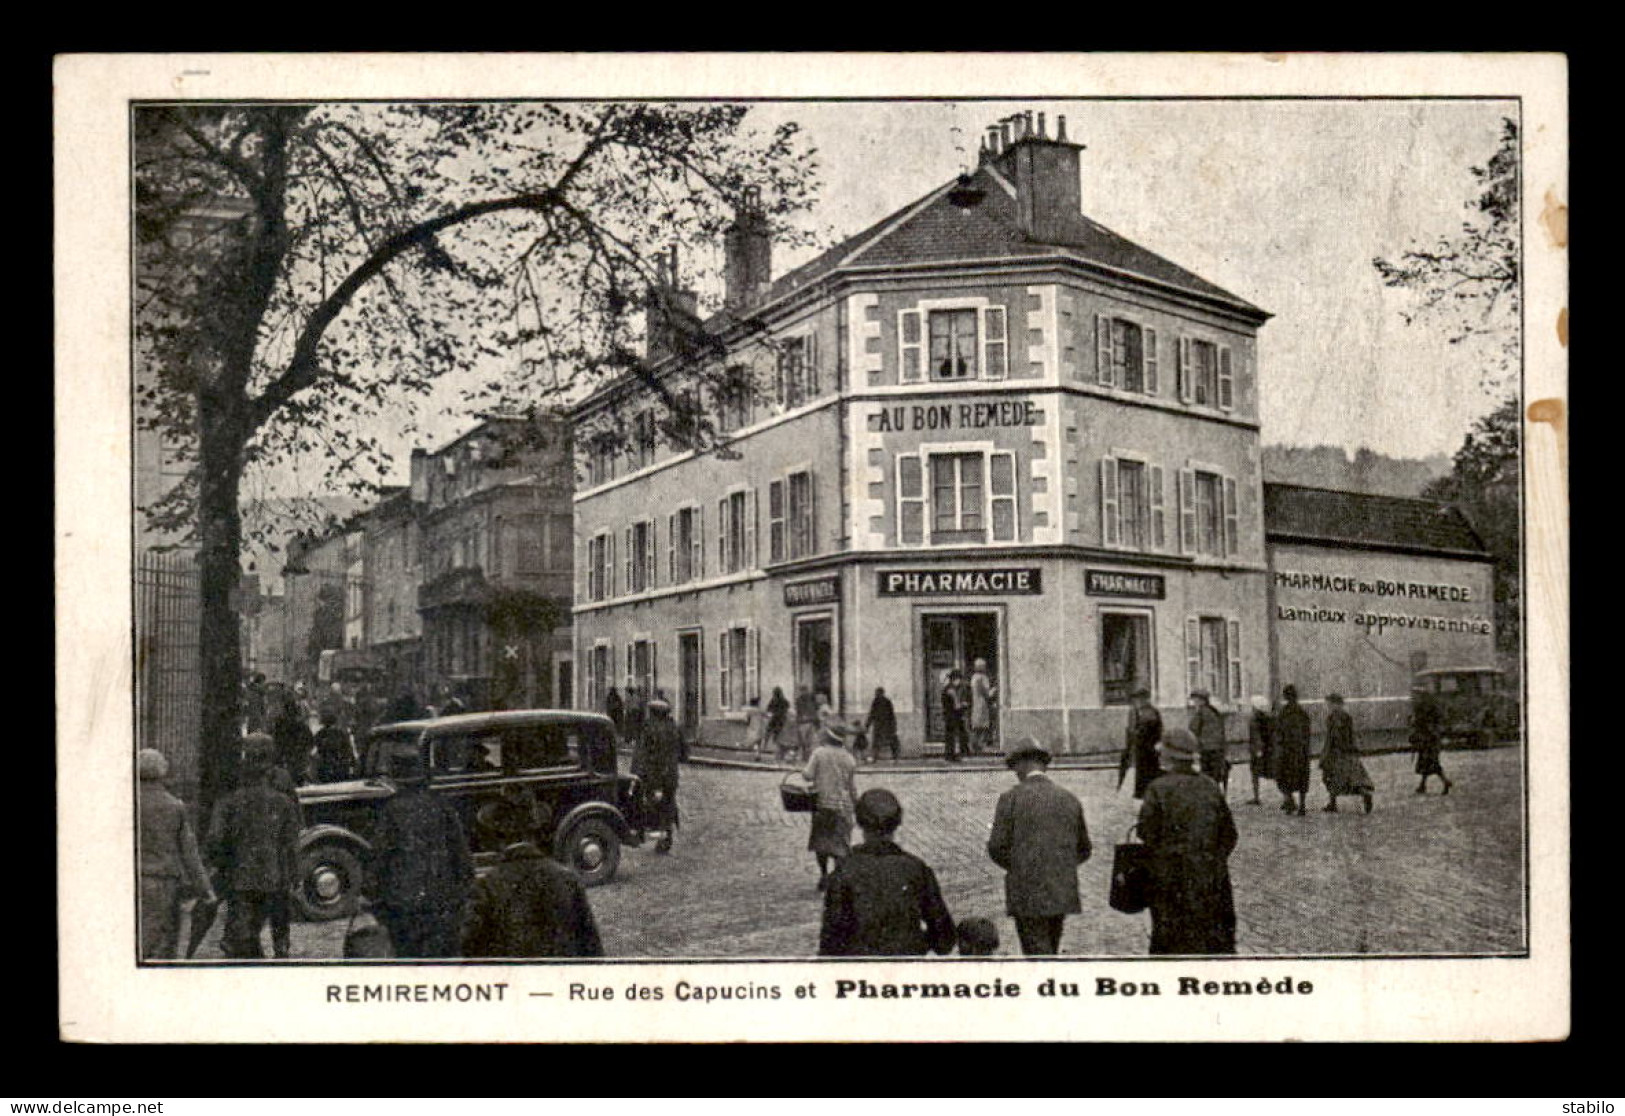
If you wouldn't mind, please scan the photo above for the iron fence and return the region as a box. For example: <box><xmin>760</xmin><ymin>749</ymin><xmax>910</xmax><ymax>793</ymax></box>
<box><xmin>135</xmin><ymin>550</ymin><xmax>202</xmax><ymax>797</ymax></box>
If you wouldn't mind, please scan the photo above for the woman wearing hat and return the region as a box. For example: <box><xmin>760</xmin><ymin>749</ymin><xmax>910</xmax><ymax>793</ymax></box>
<box><xmin>1138</xmin><ymin>728</ymin><xmax>1238</xmax><ymax>955</ymax></box>
<box><xmin>138</xmin><ymin>749</ymin><xmax>215</xmax><ymax>959</ymax></box>
<box><xmin>1320</xmin><ymin>693</ymin><xmax>1374</xmax><ymax>813</ymax></box>
<box><xmin>1246</xmin><ymin>695</ymin><xmax>1275</xmax><ymax>806</ymax></box>
<box><xmin>802</xmin><ymin>723</ymin><xmax>858</xmax><ymax>892</ymax></box>
<box><xmin>1274</xmin><ymin>685</ymin><xmax>1312</xmax><ymax>816</ymax></box>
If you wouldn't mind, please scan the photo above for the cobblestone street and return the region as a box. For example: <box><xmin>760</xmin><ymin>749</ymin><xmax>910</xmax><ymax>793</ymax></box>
<box><xmin>228</xmin><ymin>745</ymin><xmax>1524</xmax><ymax>961</ymax></box>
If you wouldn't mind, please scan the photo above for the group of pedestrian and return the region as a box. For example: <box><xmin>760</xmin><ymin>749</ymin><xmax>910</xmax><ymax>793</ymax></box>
<box><xmin>938</xmin><ymin>659</ymin><xmax>998</xmax><ymax>762</ymax></box>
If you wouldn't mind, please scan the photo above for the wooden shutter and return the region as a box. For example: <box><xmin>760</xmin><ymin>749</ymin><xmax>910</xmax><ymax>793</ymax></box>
<box><xmin>982</xmin><ymin>306</ymin><xmax>1008</xmax><ymax>380</ymax></box>
<box><xmin>1223</xmin><ymin>476</ymin><xmax>1239</xmax><ymax>558</ymax></box>
<box><xmin>694</xmin><ymin>504</ymin><xmax>704</xmax><ymax>578</ymax></box>
<box><xmin>626</xmin><ymin>642</ymin><xmax>633</xmax><ymax>690</ymax></box>
<box><xmin>608</xmin><ymin>531</ymin><xmax>618</xmax><ymax>597</ymax></box>
<box><xmin>1185</xmin><ymin>617</ymin><xmax>1201</xmax><ymax>696</ymax></box>
<box><xmin>807</xmin><ymin>332</ymin><xmax>821</xmax><ymax>398</ymax></box>
<box><xmin>897</xmin><ymin>453</ymin><xmax>924</xmax><ymax>545</ymax></box>
<box><xmin>775</xmin><ymin>345</ymin><xmax>788</xmax><ymax>410</ymax></box>
<box><xmin>1218</xmin><ymin>345</ymin><xmax>1234</xmax><ymax>411</ymax></box>
<box><xmin>747</xmin><ymin>626</ymin><xmax>760</xmax><ymax>703</ymax></box>
<box><xmin>718</xmin><ymin>631</ymin><xmax>731</xmax><ymax>710</ymax></box>
<box><xmin>1096</xmin><ymin>313</ymin><xmax>1114</xmax><ymax>386</ymax></box>
<box><xmin>1144</xmin><ymin>327</ymin><xmax>1159</xmax><ymax>395</ymax></box>
<box><xmin>1178</xmin><ymin>337</ymin><xmax>1194</xmax><ymax>403</ymax></box>
<box><xmin>769</xmin><ymin>480</ymin><xmax>785</xmax><ymax>562</ymax></box>
<box><xmin>1178</xmin><ymin>468</ymin><xmax>1196</xmax><ymax>555</ymax></box>
<box><xmin>651</xmin><ymin>640</ymin><xmax>659</xmax><ymax>696</ymax></box>
<box><xmin>990</xmin><ymin>450</ymin><xmax>1018</xmax><ymax>542</ymax></box>
<box><xmin>623</xmin><ymin>527</ymin><xmax>634</xmax><ymax>593</ymax></box>
<box><xmin>1227</xmin><ymin>619</ymin><xmax>1243</xmax><ymax>705</ymax></box>
<box><xmin>899</xmin><ymin>309</ymin><xmax>923</xmax><ymax>383</ymax></box>
<box><xmin>718</xmin><ymin>497</ymin><xmax>729</xmax><ymax>571</ymax></box>
<box><xmin>667</xmin><ymin>513</ymin><xmax>677</xmax><ymax>584</ymax></box>
<box><xmin>1100</xmin><ymin>456</ymin><xmax>1120</xmax><ymax>547</ymax></box>
<box><xmin>807</xmin><ymin>473</ymin><xmax>818</xmax><ymax>556</ymax></box>
<box><xmin>1149</xmin><ymin>464</ymin><xmax>1167</xmax><ymax>550</ymax></box>
<box><xmin>747</xmin><ymin>488</ymin><xmax>759</xmax><ymax>569</ymax></box>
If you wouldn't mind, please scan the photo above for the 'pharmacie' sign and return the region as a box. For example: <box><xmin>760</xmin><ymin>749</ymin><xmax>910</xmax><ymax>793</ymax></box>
<box><xmin>784</xmin><ymin>576</ymin><xmax>840</xmax><ymax>607</ymax></box>
<box><xmin>1085</xmin><ymin>569</ymin><xmax>1166</xmax><ymax>599</ymax></box>
<box><xmin>878</xmin><ymin>568</ymin><xmax>1043</xmax><ymax>597</ymax></box>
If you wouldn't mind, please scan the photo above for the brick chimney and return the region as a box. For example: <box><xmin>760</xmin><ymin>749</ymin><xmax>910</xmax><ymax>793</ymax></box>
<box><xmin>992</xmin><ymin>111</ymin><xmax>1085</xmax><ymax>243</ymax></box>
<box><xmin>724</xmin><ymin>186</ymin><xmax>772</xmax><ymax>314</ymax></box>
<box><xmin>646</xmin><ymin>244</ymin><xmax>700</xmax><ymax>364</ymax></box>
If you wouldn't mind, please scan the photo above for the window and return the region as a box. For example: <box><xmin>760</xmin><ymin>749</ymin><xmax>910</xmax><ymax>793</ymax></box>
<box><xmin>624</xmin><ymin>520</ymin><xmax>655</xmax><ymax>593</ymax></box>
<box><xmin>630</xmin><ymin>410</ymin><xmax>657</xmax><ymax>471</ymax></box>
<box><xmin>1096</xmin><ymin>316</ymin><xmax>1158</xmax><ymax>394</ymax></box>
<box><xmin>1178</xmin><ymin>337</ymin><xmax>1235</xmax><ymax>410</ymax></box>
<box><xmin>717</xmin><ymin>368</ymin><xmax>755</xmax><ymax>433</ymax></box>
<box><xmin>502</xmin><ymin>723</ymin><xmax>575</xmax><ymax>771</ymax></box>
<box><xmin>718</xmin><ymin>626</ymin><xmax>758</xmax><ymax>710</ymax></box>
<box><xmin>588</xmin><ymin>643</ymin><xmax>610</xmax><ymax>711</ymax></box>
<box><xmin>627</xmin><ymin>639</ymin><xmax>657</xmax><ymax>696</ymax></box>
<box><xmin>787</xmin><ymin>470</ymin><xmax>817</xmax><ymax>559</ymax></box>
<box><xmin>1101</xmin><ymin>612</ymin><xmax>1153</xmax><ymax>706</ymax></box>
<box><xmin>587</xmin><ymin>434</ymin><xmax>618</xmax><ymax>486</ymax></box>
<box><xmin>929</xmin><ymin>309</ymin><xmax>978</xmax><ymax>379</ymax></box>
<box><xmin>716</xmin><ymin>489</ymin><xmax>755</xmax><ymax>574</ymax></box>
<box><xmin>931</xmin><ymin>453</ymin><xmax>985</xmax><ymax>543</ymax></box>
<box><xmin>668</xmin><ymin>505</ymin><xmax>702</xmax><ymax>584</ymax></box>
<box><xmin>1101</xmin><ymin>457</ymin><xmax>1165</xmax><ymax>551</ymax></box>
<box><xmin>899</xmin><ymin>450</ymin><xmax>1017</xmax><ymax>546</ymax></box>
<box><xmin>899</xmin><ymin>305</ymin><xmax>1008</xmax><ymax>383</ymax></box>
<box><xmin>1178</xmin><ymin>468</ymin><xmax>1238</xmax><ymax>558</ymax></box>
<box><xmin>777</xmin><ymin>334</ymin><xmax>819</xmax><ymax>409</ymax></box>
<box><xmin>1186</xmin><ymin>616</ymin><xmax>1242</xmax><ymax>705</ymax></box>
<box><xmin>587</xmin><ymin>532</ymin><xmax>615</xmax><ymax>601</ymax></box>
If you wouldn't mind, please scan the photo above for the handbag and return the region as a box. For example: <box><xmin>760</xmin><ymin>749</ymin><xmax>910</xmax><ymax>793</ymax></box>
<box><xmin>779</xmin><ymin>771</ymin><xmax>817</xmax><ymax>813</ymax></box>
<box><xmin>1109</xmin><ymin>825</ymin><xmax>1152</xmax><ymax>914</ymax></box>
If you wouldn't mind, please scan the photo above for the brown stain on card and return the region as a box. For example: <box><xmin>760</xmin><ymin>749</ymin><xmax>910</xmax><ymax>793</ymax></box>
<box><xmin>1527</xmin><ymin>397</ymin><xmax>1568</xmax><ymax>493</ymax></box>
<box><xmin>1555</xmin><ymin>308</ymin><xmax>1568</xmax><ymax>347</ymax></box>
<box><xmin>1539</xmin><ymin>189</ymin><xmax>1568</xmax><ymax>249</ymax></box>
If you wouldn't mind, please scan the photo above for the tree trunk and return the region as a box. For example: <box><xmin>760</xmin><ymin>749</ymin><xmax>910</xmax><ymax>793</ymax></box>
<box><xmin>196</xmin><ymin>404</ymin><xmax>246</xmax><ymax>818</ymax></box>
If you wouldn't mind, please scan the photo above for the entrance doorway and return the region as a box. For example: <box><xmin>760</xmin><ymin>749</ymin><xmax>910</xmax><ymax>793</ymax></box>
<box><xmin>794</xmin><ymin>614</ymin><xmax>834</xmax><ymax>709</ymax></box>
<box><xmin>1101</xmin><ymin>611</ymin><xmax>1153</xmax><ymax>706</ymax></box>
<box><xmin>921</xmin><ymin>612</ymin><xmax>1000</xmax><ymax>743</ymax></box>
<box><xmin>678</xmin><ymin>631</ymin><xmax>702</xmax><ymax>739</ymax></box>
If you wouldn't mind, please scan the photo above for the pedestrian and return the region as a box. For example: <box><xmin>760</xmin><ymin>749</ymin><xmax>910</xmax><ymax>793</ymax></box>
<box><xmin>624</xmin><ymin>684</ymin><xmax>647</xmax><ymax>751</ymax></box>
<box><xmin>742</xmin><ymin>696</ymin><xmax>769</xmax><ymax>762</ymax></box>
<box><xmin>1320</xmin><ymin>693</ymin><xmax>1375</xmax><ymax>814</ymax></box>
<box><xmin>803</xmin><ymin>723</ymin><xmax>859</xmax><ymax>892</ymax></box>
<box><xmin>1137</xmin><ymin>728</ymin><xmax>1239</xmax><ymax>956</ymax></box>
<box><xmin>370</xmin><ymin>739</ymin><xmax>475</xmax><ymax>957</ymax></box>
<box><xmin>766</xmin><ymin>685</ymin><xmax>791</xmax><ymax>761</ymax></box>
<box><xmin>206</xmin><ymin>735</ymin><xmax>300</xmax><ymax>959</ymax></box>
<box><xmin>1189</xmin><ymin>689</ymin><xmax>1229</xmax><ymax>790</ymax></box>
<box><xmin>794</xmin><ymin>684</ymin><xmax>821</xmax><ymax>763</ymax></box>
<box><xmin>243</xmin><ymin>673</ymin><xmax>268</xmax><ymax>735</ymax></box>
<box><xmin>386</xmin><ymin>689</ymin><xmax>422</xmax><ymax>723</ymax></box>
<box><xmin>940</xmin><ymin>669</ymin><xmax>969</xmax><ymax>763</ymax></box>
<box><xmin>634</xmin><ymin>697</ymin><xmax>683</xmax><ymax>854</ymax></box>
<box><xmin>970</xmin><ymin>658</ymin><xmax>998</xmax><ymax>755</ymax></box>
<box><xmin>1117</xmin><ymin>688</ymin><xmax>1163</xmax><ymax>799</ymax></box>
<box><xmin>312</xmin><ymin>704</ymin><xmax>356</xmax><ymax>784</ymax></box>
<box><xmin>138</xmin><ymin>749</ymin><xmax>215</xmax><ymax>960</ymax></box>
<box><xmin>1274</xmin><ymin>685</ymin><xmax>1312</xmax><ymax>816</ymax></box>
<box><xmin>864</xmin><ymin>687</ymin><xmax>900</xmax><ymax>762</ymax></box>
<box><xmin>461</xmin><ymin>800</ymin><xmax>604</xmax><ymax>958</ymax></box>
<box><xmin>818</xmin><ymin>788</ymin><xmax>955</xmax><ymax>957</ymax></box>
<box><xmin>955</xmin><ymin>917</ymin><xmax>1001</xmax><ymax>957</ymax></box>
<box><xmin>816</xmin><ymin>690</ymin><xmax>837</xmax><ymax>730</ymax></box>
<box><xmin>270</xmin><ymin>689</ymin><xmax>314</xmax><ymax>786</ymax></box>
<box><xmin>1246</xmin><ymin>694</ymin><xmax>1275</xmax><ymax>806</ymax></box>
<box><xmin>986</xmin><ymin>737</ymin><xmax>1092</xmax><ymax>956</ymax></box>
<box><xmin>604</xmin><ymin>685</ymin><xmax>625</xmax><ymax>735</ymax></box>
<box><xmin>1410</xmin><ymin>691</ymin><xmax>1453</xmax><ymax>795</ymax></box>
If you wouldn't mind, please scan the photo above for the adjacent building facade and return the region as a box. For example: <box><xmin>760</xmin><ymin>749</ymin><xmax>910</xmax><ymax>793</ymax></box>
<box><xmin>572</xmin><ymin>113</ymin><xmax>1275</xmax><ymax>755</ymax></box>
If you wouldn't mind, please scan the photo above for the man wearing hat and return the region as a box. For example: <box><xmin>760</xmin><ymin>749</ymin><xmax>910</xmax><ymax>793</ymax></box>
<box><xmin>371</xmin><ymin>740</ymin><xmax>474</xmax><ymax>958</ymax></box>
<box><xmin>462</xmin><ymin>799</ymin><xmax>604</xmax><ymax>958</ymax></box>
<box><xmin>138</xmin><ymin>749</ymin><xmax>215</xmax><ymax>960</ymax></box>
<box><xmin>1117</xmin><ymin>688</ymin><xmax>1163</xmax><ymax>799</ymax></box>
<box><xmin>206</xmin><ymin>735</ymin><xmax>301</xmax><ymax>958</ymax></box>
<box><xmin>634</xmin><ymin>695</ymin><xmax>683</xmax><ymax>854</ymax></box>
<box><xmin>802</xmin><ymin>722</ymin><xmax>859</xmax><ymax>891</ymax></box>
<box><xmin>1273</xmin><ymin>685</ymin><xmax>1312</xmax><ymax>816</ymax></box>
<box><xmin>818</xmin><ymin>788</ymin><xmax>955</xmax><ymax>957</ymax></box>
<box><xmin>987</xmin><ymin>738</ymin><xmax>1091</xmax><ymax>956</ymax></box>
<box><xmin>1188</xmin><ymin>689</ymin><xmax>1229</xmax><ymax>791</ymax></box>
<box><xmin>1138</xmin><ymin>727</ymin><xmax>1239</xmax><ymax>955</ymax></box>
<box><xmin>1320</xmin><ymin>693</ymin><xmax>1375</xmax><ymax>814</ymax></box>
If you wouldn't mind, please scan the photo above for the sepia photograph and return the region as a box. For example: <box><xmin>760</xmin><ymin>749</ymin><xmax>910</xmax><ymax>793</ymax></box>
<box><xmin>58</xmin><ymin>52</ymin><xmax>1568</xmax><ymax>1042</ymax></box>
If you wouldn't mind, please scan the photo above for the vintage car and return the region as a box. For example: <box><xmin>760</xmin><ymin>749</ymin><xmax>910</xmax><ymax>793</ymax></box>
<box><xmin>292</xmin><ymin>710</ymin><xmax>648</xmax><ymax>921</ymax></box>
<box><xmin>1409</xmin><ymin>667</ymin><xmax>1521</xmax><ymax>750</ymax></box>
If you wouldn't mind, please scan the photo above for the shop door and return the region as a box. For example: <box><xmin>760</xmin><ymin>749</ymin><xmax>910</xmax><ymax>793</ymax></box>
<box><xmin>679</xmin><ymin>632</ymin><xmax>702</xmax><ymax>738</ymax></box>
<box><xmin>921</xmin><ymin>613</ymin><xmax>1000</xmax><ymax>743</ymax></box>
<box><xmin>795</xmin><ymin>616</ymin><xmax>834</xmax><ymax>707</ymax></box>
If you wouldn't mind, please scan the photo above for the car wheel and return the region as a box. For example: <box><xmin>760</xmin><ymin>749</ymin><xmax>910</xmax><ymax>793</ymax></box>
<box><xmin>295</xmin><ymin>842</ymin><xmax>364</xmax><ymax>922</ymax></box>
<box><xmin>559</xmin><ymin>817</ymin><xmax>621</xmax><ymax>887</ymax></box>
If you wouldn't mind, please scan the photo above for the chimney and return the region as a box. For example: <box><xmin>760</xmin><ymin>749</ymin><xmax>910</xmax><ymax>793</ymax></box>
<box><xmin>992</xmin><ymin>110</ymin><xmax>1085</xmax><ymax>242</ymax></box>
<box><xmin>724</xmin><ymin>186</ymin><xmax>772</xmax><ymax>314</ymax></box>
<box><xmin>646</xmin><ymin>243</ymin><xmax>699</xmax><ymax>364</ymax></box>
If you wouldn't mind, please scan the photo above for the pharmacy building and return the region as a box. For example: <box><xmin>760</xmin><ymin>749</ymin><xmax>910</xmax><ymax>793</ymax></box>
<box><xmin>570</xmin><ymin>113</ymin><xmax>1497</xmax><ymax>756</ymax></box>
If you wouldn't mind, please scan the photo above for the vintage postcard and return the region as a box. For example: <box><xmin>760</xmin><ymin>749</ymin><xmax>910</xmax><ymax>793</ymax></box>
<box><xmin>55</xmin><ymin>52</ymin><xmax>1568</xmax><ymax>1042</ymax></box>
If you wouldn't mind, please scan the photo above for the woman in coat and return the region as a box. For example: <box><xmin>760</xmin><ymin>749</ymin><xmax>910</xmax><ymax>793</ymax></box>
<box><xmin>1274</xmin><ymin>685</ymin><xmax>1312</xmax><ymax>817</ymax></box>
<box><xmin>803</xmin><ymin>724</ymin><xmax>858</xmax><ymax>892</ymax></box>
<box><xmin>1410</xmin><ymin>695</ymin><xmax>1453</xmax><ymax>795</ymax></box>
<box><xmin>766</xmin><ymin>686</ymin><xmax>791</xmax><ymax>761</ymax></box>
<box><xmin>969</xmin><ymin>659</ymin><xmax>997</xmax><ymax>755</ymax></box>
<box><xmin>1320</xmin><ymin>693</ymin><xmax>1374</xmax><ymax>813</ymax></box>
<box><xmin>1246</xmin><ymin>695</ymin><xmax>1274</xmax><ymax>806</ymax></box>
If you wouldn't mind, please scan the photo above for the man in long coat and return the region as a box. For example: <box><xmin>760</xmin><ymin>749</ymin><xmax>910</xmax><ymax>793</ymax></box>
<box><xmin>1189</xmin><ymin>689</ymin><xmax>1228</xmax><ymax>790</ymax></box>
<box><xmin>1409</xmin><ymin>692</ymin><xmax>1453</xmax><ymax>795</ymax></box>
<box><xmin>1320</xmin><ymin>693</ymin><xmax>1375</xmax><ymax>814</ymax></box>
<box><xmin>1273</xmin><ymin>685</ymin><xmax>1312</xmax><ymax>816</ymax></box>
<box><xmin>371</xmin><ymin>743</ymin><xmax>475</xmax><ymax>957</ymax></box>
<box><xmin>1117</xmin><ymin>688</ymin><xmax>1162</xmax><ymax>799</ymax></box>
<box><xmin>207</xmin><ymin>736</ymin><xmax>301</xmax><ymax>958</ymax></box>
<box><xmin>634</xmin><ymin>697</ymin><xmax>683</xmax><ymax>854</ymax></box>
<box><xmin>461</xmin><ymin>801</ymin><xmax>603</xmax><ymax>959</ymax></box>
<box><xmin>1138</xmin><ymin>728</ymin><xmax>1239</xmax><ymax>955</ymax></box>
<box><xmin>987</xmin><ymin>738</ymin><xmax>1091</xmax><ymax>956</ymax></box>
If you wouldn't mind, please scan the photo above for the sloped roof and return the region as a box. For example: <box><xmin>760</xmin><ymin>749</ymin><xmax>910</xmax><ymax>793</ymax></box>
<box><xmin>764</xmin><ymin>161</ymin><xmax>1264</xmax><ymax>315</ymax></box>
<box><xmin>1264</xmin><ymin>482</ymin><xmax>1490</xmax><ymax>558</ymax></box>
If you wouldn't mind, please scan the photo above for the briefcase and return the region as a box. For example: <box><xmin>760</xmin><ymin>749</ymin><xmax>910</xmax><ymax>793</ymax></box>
<box><xmin>779</xmin><ymin>771</ymin><xmax>817</xmax><ymax>813</ymax></box>
<box><xmin>1109</xmin><ymin>826</ymin><xmax>1151</xmax><ymax>914</ymax></box>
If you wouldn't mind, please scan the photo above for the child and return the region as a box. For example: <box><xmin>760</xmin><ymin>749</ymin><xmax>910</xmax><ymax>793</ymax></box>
<box><xmin>956</xmin><ymin>917</ymin><xmax>1001</xmax><ymax>956</ymax></box>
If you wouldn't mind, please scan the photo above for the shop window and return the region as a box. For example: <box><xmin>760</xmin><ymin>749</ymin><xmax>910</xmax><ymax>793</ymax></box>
<box><xmin>795</xmin><ymin>615</ymin><xmax>834</xmax><ymax>707</ymax></box>
<box><xmin>1178</xmin><ymin>337</ymin><xmax>1235</xmax><ymax>410</ymax></box>
<box><xmin>1185</xmin><ymin>615</ymin><xmax>1242</xmax><ymax>705</ymax></box>
<box><xmin>1101</xmin><ymin>612</ymin><xmax>1153</xmax><ymax>706</ymax></box>
<box><xmin>1096</xmin><ymin>316</ymin><xmax>1159</xmax><ymax>394</ymax></box>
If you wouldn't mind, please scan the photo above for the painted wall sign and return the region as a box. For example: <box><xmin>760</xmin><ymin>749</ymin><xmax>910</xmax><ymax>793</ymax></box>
<box><xmin>784</xmin><ymin>576</ymin><xmax>840</xmax><ymax>607</ymax></box>
<box><xmin>877</xmin><ymin>568</ymin><xmax>1043</xmax><ymax>596</ymax></box>
<box><xmin>868</xmin><ymin>399</ymin><xmax>1043</xmax><ymax>434</ymax></box>
<box><xmin>1085</xmin><ymin>569</ymin><xmax>1166</xmax><ymax>599</ymax></box>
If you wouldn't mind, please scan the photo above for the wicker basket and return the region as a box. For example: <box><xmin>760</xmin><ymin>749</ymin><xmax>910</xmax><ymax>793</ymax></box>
<box><xmin>779</xmin><ymin>772</ymin><xmax>817</xmax><ymax>813</ymax></box>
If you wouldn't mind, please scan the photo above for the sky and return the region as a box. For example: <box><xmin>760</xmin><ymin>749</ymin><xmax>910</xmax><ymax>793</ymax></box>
<box><xmin>269</xmin><ymin>98</ymin><xmax>1517</xmax><ymax>493</ymax></box>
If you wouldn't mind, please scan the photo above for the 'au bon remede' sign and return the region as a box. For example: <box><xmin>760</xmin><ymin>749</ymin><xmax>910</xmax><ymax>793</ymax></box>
<box><xmin>878</xmin><ymin>568</ymin><xmax>1043</xmax><ymax>596</ymax></box>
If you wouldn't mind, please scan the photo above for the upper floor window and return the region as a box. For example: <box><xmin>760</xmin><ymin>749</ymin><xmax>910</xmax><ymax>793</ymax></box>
<box><xmin>630</xmin><ymin>410</ymin><xmax>657</xmax><ymax>471</ymax></box>
<box><xmin>624</xmin><ymin>519</ymin><xmax>656</xmax><ymax>594</ymax></box>
<box><xmin>898</xmin><ymin>449</ymin><xmax>1018</xmax><ymax>546</ymax></box>
<box><xmin>1178</xmin><ymin>338</ymin><xmax>1235</xmax><ymax>411</ymax></box>
<box><xmin>586</xmin><ymin>532</ymin><xmax>614</xmax><ymax>602</ymax></box>
<box><xmin>668</xmin><ymin>505</ymin><xmax>703</xmax><ymax>584</ymax></box>
<box><xmin>899</xmin><ymin>305</ymin><xmax>1008</xmax><ymax>383</ymax></box>
<box><xmin>1177</xmin><ymin>467</ymin><xmax>1239</xmax><ymax>559</ymax></box>
<box><xmin>586</xmin><ymin>435</ymin><xmax>618</xmax><ymax>486</ymax></box>
<box><xmin>1101</xmin><ymin>456</ymin><xmax>1166</xmax><ymax>551</ymax></box>
<box><xmin>768</xmin><ymin>470</ymin><xmax>818</xmax><ymax>562</ymax></box>
<box><xmin>717</xmin><ymin>368</ymin><xmax>756</xmax><ymax>433</ymax></box>
<box><xmin>776</xmin><ymin>334</ymin><xmax>820</xmax><ymax>410</ymax></box>
<box><xmin>717</xmin><ymin>489</ymin><xmax>755</xmax><ymax>574</ymax></box>
<box><xmin>1096</xmin><ymin>315</ymin><xmax>1159</xmax><ymax>395</ymax></box>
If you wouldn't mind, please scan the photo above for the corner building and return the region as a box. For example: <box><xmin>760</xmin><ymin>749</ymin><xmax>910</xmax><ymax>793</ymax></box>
<box><xmin>572</xmin><ymin>113</ymin><xmax>1272</xmax><ymax>756</ymax></box>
